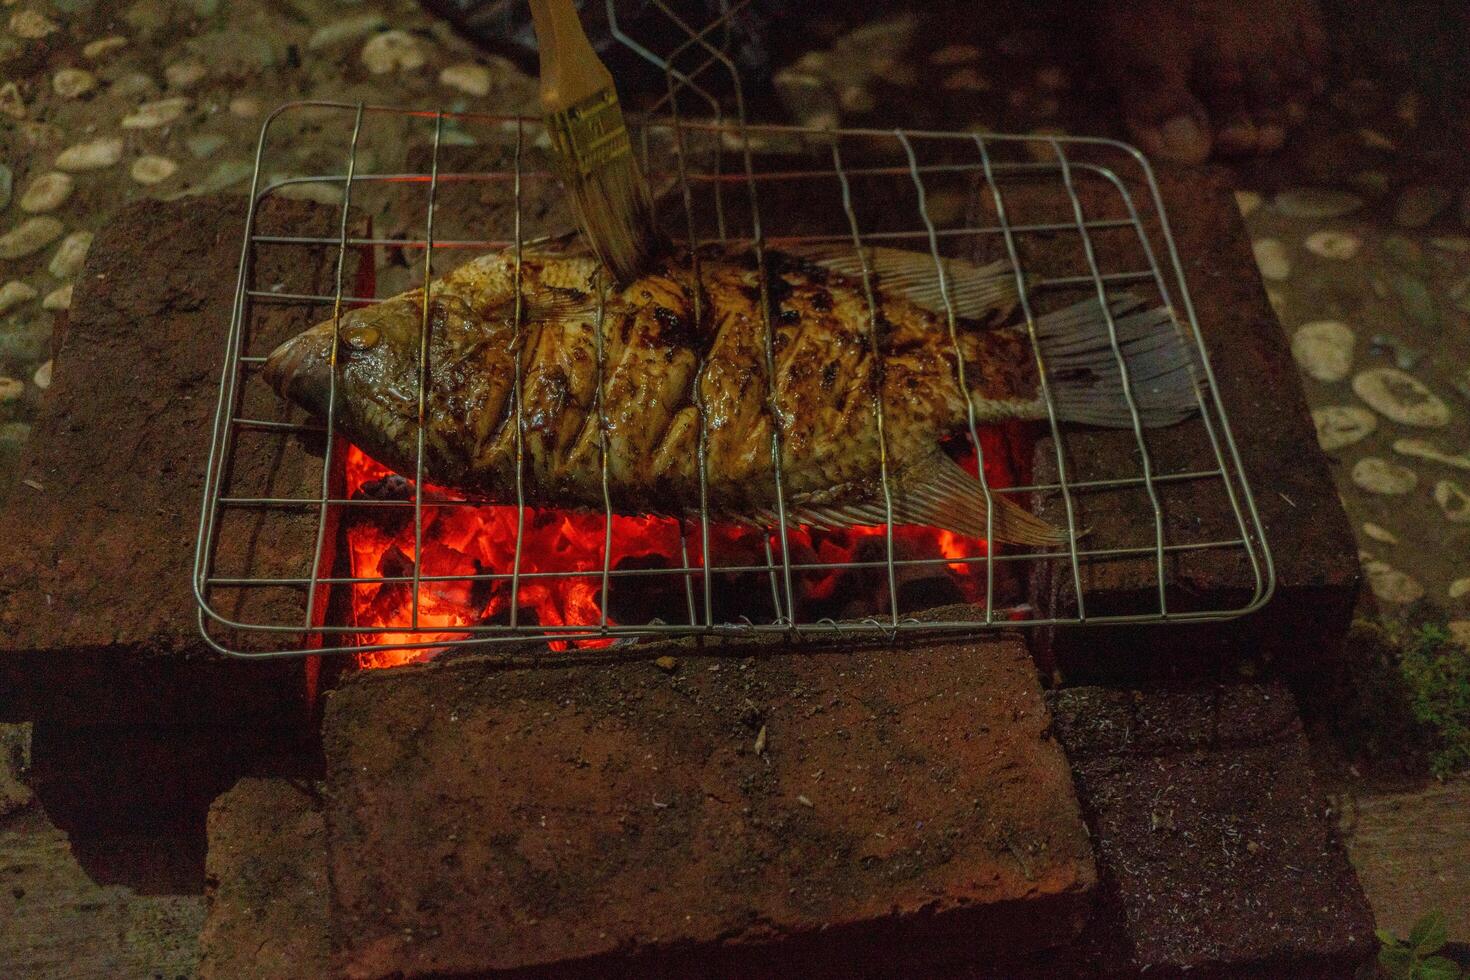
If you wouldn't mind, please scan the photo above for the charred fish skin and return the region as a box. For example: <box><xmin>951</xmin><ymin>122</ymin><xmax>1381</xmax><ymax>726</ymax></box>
<box><xmin>264</xmin><ymin>246</ymin><xmax>1196</xmax><ymax>544</ymax></box>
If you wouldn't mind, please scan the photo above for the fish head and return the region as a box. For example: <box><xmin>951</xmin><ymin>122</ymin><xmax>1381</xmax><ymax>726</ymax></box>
<box><xmin>263</xmin><ymin>298</ymin><xmax>428</xmax><ymax>452</ymax></box>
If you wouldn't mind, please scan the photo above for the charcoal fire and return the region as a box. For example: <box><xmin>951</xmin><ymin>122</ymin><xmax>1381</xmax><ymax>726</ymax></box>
<box><xmin>341</xmin><ymin>424</ymin><xmax>1028</xmax><ymax>669</ymax></box>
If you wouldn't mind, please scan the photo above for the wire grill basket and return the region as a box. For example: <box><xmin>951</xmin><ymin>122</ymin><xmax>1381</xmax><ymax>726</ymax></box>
<box><xmin>193</xmin><ymin>1</ymin><xmax>1273</xmax><ymax>660</ymax></box>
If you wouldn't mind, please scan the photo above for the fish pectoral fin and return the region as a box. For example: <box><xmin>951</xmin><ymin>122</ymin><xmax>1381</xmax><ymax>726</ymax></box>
<box><xmin>519</xmin><ymin>230</ymin><xmax>592</xmax><ymax>256</ymax></box>
<box><xmin>522</xmin><ymin>293</ymin><xmax>605</xmax><ymax>323</ymax></box>
<box><xmin>783</xmin><ymin>244</ymin><xmax>1019</xmax><ymax>322</ymax></box>
<box><xmin>889</xmin><ymin>451</ymin><xmax>1069</xmax><ymax>547</ymax></box>
<box><xmin>748</xmin><ymin>453</ymin><xmax>1068</xmax><ymax>548</ymax></box>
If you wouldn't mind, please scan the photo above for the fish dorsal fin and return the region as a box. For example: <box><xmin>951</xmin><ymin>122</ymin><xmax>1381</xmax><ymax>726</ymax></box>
<box><xmin>742</xmin><ymin>451</ymin><xmax>1068</xmax><ymax>547</ymax></box>
<box><xmin>518</xmin><ymin>230</ymin><xmax>592</xmax><ymax>257</ymax></box>
<box><xmin>783</xmin><ymin>244</ymin><xmax>1019</xmax><ymax>321</ymax></box>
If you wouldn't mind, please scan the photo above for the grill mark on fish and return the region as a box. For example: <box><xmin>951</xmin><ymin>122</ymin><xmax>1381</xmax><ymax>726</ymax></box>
<box><xmin>562</xmin><ymin>313</ymin><xmax>614</xmax><ymax>477</ymax></box>
<box><xmin>546</xmin><ymin>284</ymin><xmax>587</xmax><ymax>304</ymax></box>
<box><xmin>651</xmin><ymin>303</ymin><xmax>681</xmax><ymax>335</ymax></box>
<box><xmin>651</xmin><ymin>277</ymin><xmax>713</xmax><ymax>466</ymax></box>
<box><xmin>643</xmin><ymin>317</ymin><xmax>693</xmax><ymax>475</ymax></box>
<box><xmin>821</xmin><ymin>361</ymin><xmax>839</xmax><ymax>389</ymax></box>
<box><xmin>874</xmin><ymin>310</ymin><xmax>896</xmax><ymax>342</ymax></box>
<box><xmin>764</xmin><ymin>272</ymin><xmax>794</xmax><ymax>316</ymax></box>
<box><xmin>483</xmin><ymin>316</ymin><xmax>540</xmax><ymax>457</ymax></box>
<box><xmin>766</xmin><ymin>249</ymin><xmax>826</xmax><ymax>284</ymax></box>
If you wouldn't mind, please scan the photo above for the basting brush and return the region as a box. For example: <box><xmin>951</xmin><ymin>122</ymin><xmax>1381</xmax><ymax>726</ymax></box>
<box><xmin>528</xmin><ymin>0</ymin><xmax>660</xmax><ymax>283</ymax></box>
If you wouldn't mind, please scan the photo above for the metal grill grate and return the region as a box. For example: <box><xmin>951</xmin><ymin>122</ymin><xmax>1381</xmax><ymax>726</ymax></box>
<box><xmin>192</xmin><ymin>2</ymin><xmax>1273</xmax><ymax>660</ymax></box>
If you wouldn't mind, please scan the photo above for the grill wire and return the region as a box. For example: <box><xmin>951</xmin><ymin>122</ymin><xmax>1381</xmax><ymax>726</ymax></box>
<box><xmin>192</xmin><ymin>0</ymin><xmax>1273</xmax><ymax>659</ymax></box>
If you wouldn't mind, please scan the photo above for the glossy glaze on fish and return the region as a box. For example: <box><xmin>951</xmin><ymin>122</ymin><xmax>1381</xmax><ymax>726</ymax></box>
<box><xmin>265</xmin><ymin>245</ymin><xmax>1197</xmax><ymax>544</ymax></box>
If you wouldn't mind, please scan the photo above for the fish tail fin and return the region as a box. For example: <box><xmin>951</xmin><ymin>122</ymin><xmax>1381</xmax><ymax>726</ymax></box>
<box><xmin>762</xmin><ymin>452</ymin><xmax>1069</xmax><ymax>548</ymax></box>
<box><xmin>1031</xmin><ymin>296</ymin><xmax>1201</xmax><ymax>428</ymax></box>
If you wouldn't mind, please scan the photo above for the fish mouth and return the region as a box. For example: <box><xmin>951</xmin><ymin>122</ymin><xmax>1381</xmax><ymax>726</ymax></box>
<box><xmin>262</xmin><ymin>326</ymin><xmax>332</xmax><ymax>417</ymax></box>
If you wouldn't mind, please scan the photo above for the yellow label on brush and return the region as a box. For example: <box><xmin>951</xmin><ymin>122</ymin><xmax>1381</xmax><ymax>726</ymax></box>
<box><xmin>547</xmin><ymin>88</ymin><xmax>634</xmax><ymax>178</ymax></box>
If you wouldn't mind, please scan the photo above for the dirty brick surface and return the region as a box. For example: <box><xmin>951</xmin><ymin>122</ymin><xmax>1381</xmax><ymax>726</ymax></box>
<box><xmin>1018</xmin><ymin>167</ymin><xmax>1359</xmax><ymax>680</ymax></box>
<box><xmin>1046</xmin><ymin>682</ymin><xmax>1376</xmax><ymax>975</ymax></box>
<box><xmin>0</xmin><ymin>194</ymin><xmax>355</xmax><ymax>724</ymax></box>
<box><xmin>324</xmin><ymin>636</ymin><xmax>1095</xmax><ymax>978</ymax></box>
<box><xmin>199</xmin><ymin>778</ymin><xmax>331</xmax><ymax>980</ymax></box>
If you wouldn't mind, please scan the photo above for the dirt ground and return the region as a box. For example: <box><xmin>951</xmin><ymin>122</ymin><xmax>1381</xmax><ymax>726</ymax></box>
<box><xmin>1</xmin><ymin>0</ymin><xmax>1467</xmax><ymax>974</ymax></box>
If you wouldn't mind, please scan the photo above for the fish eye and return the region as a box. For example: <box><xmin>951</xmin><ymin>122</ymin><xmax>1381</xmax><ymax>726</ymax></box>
<box><xmin>340</xmin><ymin>324</ymin><xmax>381</xmax><ymax>351</ymax></box>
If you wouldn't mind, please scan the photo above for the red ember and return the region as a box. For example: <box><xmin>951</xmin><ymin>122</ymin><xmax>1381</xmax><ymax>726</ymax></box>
<box><xmin>343</xmin><ymin>426</ymin><xmax>1023</xmax><ymax>670</ymax></box>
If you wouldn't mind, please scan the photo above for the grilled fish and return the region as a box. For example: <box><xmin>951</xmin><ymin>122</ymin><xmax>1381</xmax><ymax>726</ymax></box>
<box><xmin>264</xmin><ymin>244</ymin><xmax>1197</xmax><ymax>545</ymax></box>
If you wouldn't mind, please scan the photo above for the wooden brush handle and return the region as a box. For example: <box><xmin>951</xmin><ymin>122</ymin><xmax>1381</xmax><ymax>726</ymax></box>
<box><xmin>527</xmin><ymin>0</ymin><xmax>614</xmax><ymax>113</ymax></box>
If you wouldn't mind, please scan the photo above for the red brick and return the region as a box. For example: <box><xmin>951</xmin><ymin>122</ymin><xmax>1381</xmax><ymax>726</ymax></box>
<box><xmin>323</xmin><ymin>634</ymin><xmax>1095</xmax><ymax>977</ymax></box>
<box><xmin>199</xmin><ymin>778</ymin><xmax>330</xmax><ymax>980</ymax></box>
<box><xmin>1047</xmin><ymin>682</ymin><xmax>1376</xmax><ymax>974</ymax></box>
<box><xmin>1346</xmin><ymin>781</ymin><xmax>1470</xmax><ymax>942</ymax></box>
<box><xmin>0</xmin><ymin>195</ymin><xmax>364</xmax><ymax>725</ymax></box>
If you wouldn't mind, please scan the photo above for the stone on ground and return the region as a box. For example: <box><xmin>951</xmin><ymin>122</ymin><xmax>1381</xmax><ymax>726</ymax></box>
<box><xmin>1313</xmin><ymin>405</ymin><xmax>1377</xmax><ymax>451</ymax></box>
<box><xmin>1292</xmin><ymin>320</ymin><xmax>1355</xmax><ymax>381</ymax></box>
<box><xmin>1</xmin><ymin>826</ymin><xmax>202</xmax><ymax>977</ymax></box>
<box><xmin>1352</xmin><ymin>367</ymin><xmax>1451</xmax><ymax>428</ymax></box>
<box><xmin>1344</xmin><ymin>781</ymin><xmax>1470</xmax><ymax>942</ymax></box>
<box><xmin>1351</xmin><ymin>456</ymin><xmax>1418</xmax><ymax>496</ymax></box>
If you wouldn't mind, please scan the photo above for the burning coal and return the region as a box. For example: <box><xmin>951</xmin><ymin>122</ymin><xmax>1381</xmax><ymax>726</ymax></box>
<box><xmin>343</xmin><ymin>425</ymin><xmax>1026</xmax><ymax>669</ymax></box>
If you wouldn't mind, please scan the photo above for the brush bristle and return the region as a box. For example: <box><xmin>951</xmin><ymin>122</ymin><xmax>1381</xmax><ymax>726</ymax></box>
<box><xmin>545</xmin><ymin>87</ymin><xmax>662</xmax><ymax>283</ymax></box>
<box><xmin>565</xmin><ymin>149</ymin><xmax>660</xmax><ymax>283</ymax></box>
